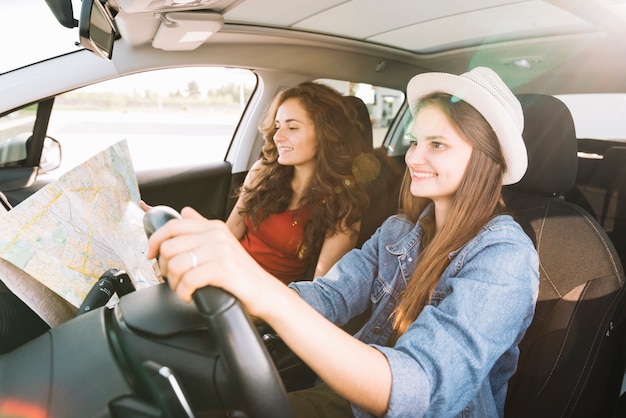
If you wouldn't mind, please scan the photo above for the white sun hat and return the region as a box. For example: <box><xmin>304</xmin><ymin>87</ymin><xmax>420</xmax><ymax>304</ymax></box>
<box><xmin>406</xmin><ymin>66</ymin><xmax>527</xmax><ymax>185</ymax></box>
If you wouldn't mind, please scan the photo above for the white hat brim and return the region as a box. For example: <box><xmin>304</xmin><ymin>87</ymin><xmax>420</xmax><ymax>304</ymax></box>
<box><xmin>407</xmin><ymin>72</ymin><xmax>527</xmax><ymax>185</ymax></box>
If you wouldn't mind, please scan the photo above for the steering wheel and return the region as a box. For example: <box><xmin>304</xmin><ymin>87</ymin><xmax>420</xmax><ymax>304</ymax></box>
<box><xmin>144</xmin><ymin>206</ymin><xmax>294</xmax><ymax>417</ymax></box>
<box><xmin>192</xmin><ymin>286</ymin><xmax>294</xmax><ymax>417</ymax></box>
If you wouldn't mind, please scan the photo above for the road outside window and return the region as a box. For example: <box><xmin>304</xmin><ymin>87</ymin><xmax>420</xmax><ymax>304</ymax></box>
<box><xmin>46</xmin><ymin>67</ymin><xmax>256</xmax><ymax>178</ymax></box>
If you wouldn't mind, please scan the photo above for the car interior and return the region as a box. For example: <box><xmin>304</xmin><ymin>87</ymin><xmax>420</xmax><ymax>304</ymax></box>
<box><xmin>0</xmin><ymin>0</ymin><xmax>626</xmax><ymax>417</ymax></box>
<box><xmin>503</xmin><ymin>94</ymin><xmax>625</xmax><ymax>417</ymax></box>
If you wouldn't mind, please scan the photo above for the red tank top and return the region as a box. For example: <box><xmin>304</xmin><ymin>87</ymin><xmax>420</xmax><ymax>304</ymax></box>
<box><xmin>240</xmin><ymin>206</ymin><xmax>311</xmax><ymax>284</ymax></box>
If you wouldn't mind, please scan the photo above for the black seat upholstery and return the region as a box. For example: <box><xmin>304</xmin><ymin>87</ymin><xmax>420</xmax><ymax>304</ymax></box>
<box><xmin>600</xmin><ymin>147</ymin><xmax>626</xmax><ymax>271</ymax></box>
<box><xmin>503</xmin><ymin>94</ymin><xmax>626</xmax><ymax>417</ymax></box>
<box><xmin>341</xmin><ymin>95</ymin><xmax>390</xmax><ymax>248</ymax></box>
<box><xmin>599</xmin><ymin>146</ymin><xmax>626</xmax><ymax>228</ymax></box>
<box><xmin>343</xmin><ymin>95</ymin><xmax>374</xmax><ymax>154</ymax></box>
<box><xmin>0</xmin><ymin>192</ymin><xmax>50</xmax><ymax>353</ymax></box>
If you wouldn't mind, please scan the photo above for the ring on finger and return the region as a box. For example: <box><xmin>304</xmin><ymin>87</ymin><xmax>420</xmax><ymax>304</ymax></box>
<box><xmin>189</xmin><ymin>250</ymin><xmax>198</xmax><ymax>270</ymax></box>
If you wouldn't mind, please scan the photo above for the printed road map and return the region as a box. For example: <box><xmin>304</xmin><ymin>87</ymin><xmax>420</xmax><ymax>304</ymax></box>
<box><xmin>0</xmin><ymin>141</ymin><xmax>160</xmax><ymax>326</ymax></box>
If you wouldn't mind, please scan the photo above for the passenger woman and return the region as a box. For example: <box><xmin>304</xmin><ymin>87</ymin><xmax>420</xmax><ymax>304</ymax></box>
<box><xmin>147</xmin><ymin>67</ymin><xmax>539</xmax><ymax>417</ymax></box>
<box><xmin>143</xmin><ymin>81</ymin><xmax>371</xmax><ymax>284</ymax></box>
<box><xmin>226</xmin><ymin>81</ymin><xmax>371</xmax><ymax>283</ymax></box>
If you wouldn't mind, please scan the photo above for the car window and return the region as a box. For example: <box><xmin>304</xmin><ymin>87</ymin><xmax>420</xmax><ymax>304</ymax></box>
<box><xmin>0</xmin><ymin>0</ymin><xmax>82</xmax><ymax>74</ymax></box>
<box><xmin>0</xmin><ymin>105</ymin><xmax>37</xmax><ymax>167</ymax></box>
<box><xmin>46</xmin><ymin>67</ymin><xmax>257</xmax><ymax>178</ymax></box>
<box><xmin>388</xmin><ymin>93</ymin><xmax>626</xmax><ymax>161</ymax></box>
<box><xmin>556</xmin><ymin>94</ymin><xmax>626</xmax><ymax>141</ymax></box>
<box><xmin>315</xmin><ymin>79</ymin><xmax>405</xmax><ymax>148</ymax></box>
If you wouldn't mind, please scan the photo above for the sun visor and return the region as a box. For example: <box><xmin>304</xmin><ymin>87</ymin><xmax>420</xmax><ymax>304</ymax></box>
<box><xmin>152</xmin><ymin>11</ymin><xmax>224</xmax><ymax>51</ymax></box>
<box><xmin>118</xmin><ymin>0</ymin><xmax>232</xmax><ymax>13</ymax></box>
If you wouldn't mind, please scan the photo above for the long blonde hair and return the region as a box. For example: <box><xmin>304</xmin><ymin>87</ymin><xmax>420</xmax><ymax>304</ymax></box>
<box><xmin>392</xmin><ymin>92</ymin><xmax>508</xmax><ymax>338</ymax></box>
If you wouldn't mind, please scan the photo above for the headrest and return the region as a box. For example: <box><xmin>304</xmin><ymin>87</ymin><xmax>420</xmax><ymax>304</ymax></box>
<box><xmin>508</xmin><ymin>94</ymin><xmax>578</xmax><ymax>195</ymax></box>
<box><xmin>343</xmin><ymin>95</ymin><xmax>374</xmax><ymax>153</ymax></box>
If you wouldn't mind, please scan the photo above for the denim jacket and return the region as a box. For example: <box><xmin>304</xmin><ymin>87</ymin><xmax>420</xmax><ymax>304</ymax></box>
<box><xmin>289</xmin><ymin>210</ymin><xmax>539</xmax><ymax>418</ymax></box>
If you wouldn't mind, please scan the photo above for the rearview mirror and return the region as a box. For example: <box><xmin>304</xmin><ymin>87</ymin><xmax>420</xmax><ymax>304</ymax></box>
<box><xmin>79</xmin><ymin>0</ymin><xmax>116</xmax><ymax>60</ymax></box>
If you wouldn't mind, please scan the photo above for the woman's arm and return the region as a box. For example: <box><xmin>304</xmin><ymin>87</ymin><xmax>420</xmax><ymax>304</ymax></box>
<box><xmin>147</xmin><ymin>207</ymin><xmax>391</xmax><ymax>416</ymax></box>
<box><xmin>225</xmin><ymin>160</ymin><xmax>263</xmax><ymax>240</ymax></box>
<box><xmin>314</xmin><ymin>220</ymin><xmax>360</xmax><ymax>277</ymax></box>
<box><xmin>225</xmin><ymin>194</ymin><xmax>247</xmax><ymax>240</ymax></box>
<box><xmin>265</xmin><ymin>281</ymin><xmax>391</xmax><ymax>417</ymax></box>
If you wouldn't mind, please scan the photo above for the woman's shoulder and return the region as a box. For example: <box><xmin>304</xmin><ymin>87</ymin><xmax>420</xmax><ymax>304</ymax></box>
<box><xmin>250</xmin><ymin>159</ymin><xmax>266</xmax><ymax>175</ymax></box>
<box><xmin>375</xmin><ymin>213</ymin><xmax>419</xmax><ymax>243</ymax></box>
<box><xmin>243</xmin><ymin>159</ymin><xmax>267</xmax><ymax>186</ymax></box>
<box><xmin>250</xmin><ymin>159</ymin><xmax>263</xmax><ymax>168</ymax></box>
<box><xmin>381</xmin><ymin>213</ymin><xmax>415</xmax><ymax>229</ymax></box>
<box><xmin>484</xmin><ymin>213</ymin><xmax>526</xmax><ymax>233</ymax></box>
<box><xmin>477</xmin><ymin>213</ymin><xmax>536</xmax><ymax>251</ymax></box>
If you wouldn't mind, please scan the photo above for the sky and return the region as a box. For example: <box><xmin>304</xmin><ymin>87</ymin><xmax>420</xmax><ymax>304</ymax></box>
<box><xmin>1</xmin><ymin>0</ymin><xmax>83</xmax><ymax>73</ymax></box>
<box><xmin>1</xmin><ymin>0</ymin><xmax>256</xmax><ymax>94</ymax></box>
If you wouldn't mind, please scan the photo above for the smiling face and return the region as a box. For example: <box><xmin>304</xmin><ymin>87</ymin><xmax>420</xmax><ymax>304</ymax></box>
<box><xmin>273</xmin><ymin>98</ymin><xmax>318</xmax><ymax>170</ymax></box>
<box><xmin>404</xmin><ymin>104</ymin><xmax>474</xmax><ymax>214</ymax></box>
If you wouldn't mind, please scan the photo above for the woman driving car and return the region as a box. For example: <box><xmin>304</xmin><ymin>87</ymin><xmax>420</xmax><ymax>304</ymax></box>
<box><xmin>147</xmin><ymin>67</ymin><xmax>539</xmax><ymax>418</ymax></box>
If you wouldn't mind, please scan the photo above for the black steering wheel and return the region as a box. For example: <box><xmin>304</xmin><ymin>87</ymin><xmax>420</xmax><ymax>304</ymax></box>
<box><xmin>192</xmin><ymin>286</ymin><xmax>294</xmax><ymax>417</ymax></box>
<box><xmin>144</xmin><ymin>206</ymin><xmax>294</xmax><ymax>417</ymax></box>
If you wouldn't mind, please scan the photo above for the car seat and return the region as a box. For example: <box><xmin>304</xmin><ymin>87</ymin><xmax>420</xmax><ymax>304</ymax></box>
<box><xmin>599</xmin><ymin>146</ymin><xmax>626</xmax><ymax>271</ymax></box>
<box><xmin>503</xmin><ymin>94</ymin><xmax>626</xmax><ymax>417</ymax></box>
<box><xmin>0</xmin><ymin>192</ymin><xmax>51</xmax><ymax>353</ymax></box>
<box><xmin>599</xmin><ymin>147</ymin><xmax>626</xmax><ymax>228</ymax></box>
<box><xmin>0</xmin><ymin>282</ymin><xmax>50</xmax><ymax>353</ymax></box>
<box><xmin>341</xmin><ymin>95</ymin><xmax>391</xmax><ymax>248</ymax></box>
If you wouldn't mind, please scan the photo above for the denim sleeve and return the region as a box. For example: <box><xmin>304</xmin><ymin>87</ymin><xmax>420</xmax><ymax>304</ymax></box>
<box><xmin>289</xmin><ymin>226</ymin><xmax>381</xmax><ymax>326</ymax></box>
<box><xmin>365</xmin><ymin>224</ymin><xmax>539</xmax><ymax>418</ymax></box>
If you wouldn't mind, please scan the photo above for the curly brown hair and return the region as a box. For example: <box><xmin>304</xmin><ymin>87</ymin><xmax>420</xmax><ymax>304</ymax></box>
<box><xmin>237</xmin><ymin>82</ymin><xmax>371</xmax><ymax>261</ymax></box>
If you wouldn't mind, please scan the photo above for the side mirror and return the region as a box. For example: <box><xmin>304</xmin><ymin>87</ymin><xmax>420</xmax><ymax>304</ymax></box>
<box><xmin>0</xmin><ymin>134</ymin><xmax>62</xmax><ymax>191</ymax></box>
<box><xmin>40</xmin><ymin>136</ymin><xmax>62</xmax><ymax>173</ymax></box>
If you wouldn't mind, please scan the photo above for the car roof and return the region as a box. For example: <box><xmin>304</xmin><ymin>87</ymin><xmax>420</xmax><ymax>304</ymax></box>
<box><xmin>2</xmin><ymin>0</ymin><xmax>626</xmax><ymax>99</ymax></box>
<box><xmin>107</xmin><ymin>0</ymin><xmax>626</xmax><ymax>94</ymax></box>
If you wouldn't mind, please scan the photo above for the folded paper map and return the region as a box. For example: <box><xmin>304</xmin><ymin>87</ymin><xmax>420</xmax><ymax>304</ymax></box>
<box><xmin>0</xmin><ymin>140</ymin><xmax>160</xmax><ymax>327</ymax></box>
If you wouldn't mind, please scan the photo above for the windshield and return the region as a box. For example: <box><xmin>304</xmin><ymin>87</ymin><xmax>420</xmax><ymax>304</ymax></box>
<box><xmin>1</xmin><ymin>0</ymin><xmax>83</xmax><ymax>74</ymax></box>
